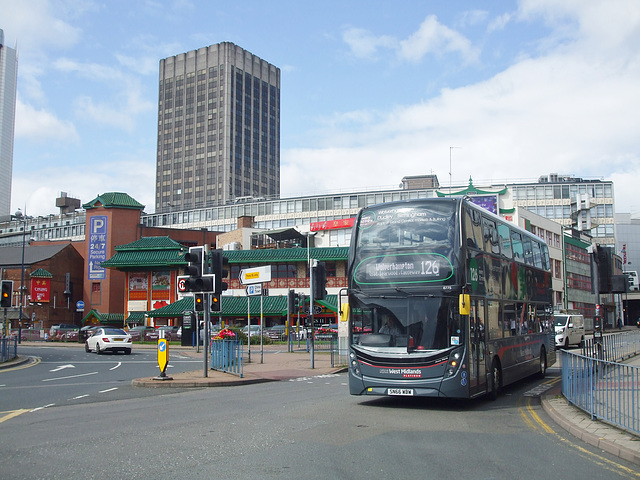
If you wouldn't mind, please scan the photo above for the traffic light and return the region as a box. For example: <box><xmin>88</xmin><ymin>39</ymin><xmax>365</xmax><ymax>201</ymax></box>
<box><xmin>312</xmin><ymin>262</ymin><xmax>327</xmax><ymax>300</ymax></box>
<box><xmin>184</xmin><ymin>246</ymin><xmax>204</xmax><ymax>292</ymax></box>
<box><xmin>288</xmin><ymin>290</ymin><xmax>296</xmax><ymax>313</ymax></box>
<box><xmin>184</xmin><ymin>246</ymin><xmax>214</xmax><ymax>292</ymax></box>
<box><xmin>1</xmin><ymin>280</ymin><xmax>12</xmax><ymax>308</ymax></box>
<box><xmin>211</xmin><ymin>293</ymin><xmax>221</xmax><ymax>312</ymax></box>
<box><xmin>210</xmin><ymin>249</ymin><xmax>229</xmax><ymax>294</ymax></box>
<box><xmin>194</xmin><ymin>293</ymin><xmax>204</xmax><ymax>312</ymax></box>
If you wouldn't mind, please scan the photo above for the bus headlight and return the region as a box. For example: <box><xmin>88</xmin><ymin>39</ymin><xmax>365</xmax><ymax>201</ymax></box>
<box><xmin>446</xmin><ymin>350</ymin><xmax>462</xmax><ymax>377</ymax></box>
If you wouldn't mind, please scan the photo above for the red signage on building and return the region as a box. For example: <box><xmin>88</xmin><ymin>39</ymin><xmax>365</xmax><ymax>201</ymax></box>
<box><xmin>31</xmin><ymin>278</ymin><xmax>51</xmax><ymax>303</ymax></box>
<box><xmin>310</xmin><ymin>218</ymin><xmax>355</xmax><ymax>232</ymax></box>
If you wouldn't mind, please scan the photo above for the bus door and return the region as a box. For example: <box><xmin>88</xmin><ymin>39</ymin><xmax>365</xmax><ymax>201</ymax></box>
<box><xmin>468</xmin><ymin>299</ymin><xmax>487</xmax><ymax>396</ymax></box>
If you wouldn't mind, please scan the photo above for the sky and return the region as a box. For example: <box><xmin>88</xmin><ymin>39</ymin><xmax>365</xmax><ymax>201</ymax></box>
<box><xmin>2</xmin><ymin>0</ymin><xmax>640</xmax><ymax>218</ymax></box>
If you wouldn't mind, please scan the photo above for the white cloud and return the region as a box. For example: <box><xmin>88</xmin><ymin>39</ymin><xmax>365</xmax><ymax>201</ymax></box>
<box><xmin>15</xmin><ymin>98</ymin><xmax>79</xmax><ymax>142</ymax></box>
<box><xmin>285</xmin><ymin>4</ymin><xmax>640</xmax><ymax>213</ymax></box>
<box><xmin>399</xmin><ymin>15</ymin><xmax>479</xmax><ymax>63</ymax></box>
<box><xmin>11</xmin><ymin>156</ymin><xmax>156</xmax><ymax>217</ymax></box>
<box><xmin>341</xmin><ymin>27</ymin><xmax>397</xmax><ymax>59</ymax></box>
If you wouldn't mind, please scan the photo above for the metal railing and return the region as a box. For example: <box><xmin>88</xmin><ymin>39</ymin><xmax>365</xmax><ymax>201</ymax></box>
<box><xmin>582</xmin><ymin>330</ymin><xmax>640</xmax><ymax>362</ymax></box>
<box><xmin>562</xmin><ymin>330</ymin><xmax>640</xmax><ymax>436</ymax></box>
<box><xmin>210</xmin><ymin>339</ymin><xmax>243</xmax><ymax>377</ymax></box>
<box><xmin>1</xmin><ymin>335</ymin><xmax>18</xmax><ymax>362</ymax></box>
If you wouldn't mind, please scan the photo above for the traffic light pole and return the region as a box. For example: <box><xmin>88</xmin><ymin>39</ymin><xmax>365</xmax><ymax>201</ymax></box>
<box><xmin>203</xmin><ymin>293</ymin><xmax>210</xmax><ymax>377</ymax></box>
<box><xmin>310</xmin><ymin>260</ymin><xmax>315</xmax><ymax>369</ymax></box>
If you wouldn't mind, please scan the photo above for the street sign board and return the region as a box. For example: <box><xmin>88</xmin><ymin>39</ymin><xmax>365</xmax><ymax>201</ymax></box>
<box><xmin>246</xmin><ymin>284</ymin><xmax>262</xmax><ymax>296</ymax></box>
<box><xmin>76</xmin><ymin>300</ymin><xmax>85</xmax><ymax>311</ymax></box>
<box><xmin>239</xmin><ymin>266</ymin><xmax>272</xmax><ymax>285</ymax></box>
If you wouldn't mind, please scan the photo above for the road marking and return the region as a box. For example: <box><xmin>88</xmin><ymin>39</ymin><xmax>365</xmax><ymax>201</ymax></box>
<box><xmin>109</xmin><ymin>362</ymin><xmax>121</xmax><ymax>371</ymax></box>
<box><xmin>0</xmin><ymin>409</ymin><xmax>30</xmax><ymax>424</ymax></box>
<box><xmin>50</xmin><ymin>364</ymin><xmax>75</xmax><ymax>372</ymax></box>
<box><xmin>520</xmin><ymin>395</ymin><xmax>640</xmax><ymax>478</ymax></box>
<box><xmin>42</xmin><ymin>371</ymin><xmax>98</xmax><ymax>382</ymax></box>
<box><xmin>99</xmin><ymin>387</ymin><xmax>118</xmax><ymax>393</ymax></box>
<box><xmin>0</xmin><ymin>356</ymin><xmax>41</xmax><ymax>372</ymax></box>
<box><xmin>30</xmin><ymin>404</ymin><xmax>55</xmax><ymax>412</ymax></box>
<box><xmin>71</xmin><ymin>394</ymin><xmax>89</xmax><ymax>400</ymax></box>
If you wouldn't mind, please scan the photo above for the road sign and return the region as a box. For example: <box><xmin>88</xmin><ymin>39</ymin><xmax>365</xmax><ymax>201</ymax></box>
<box><xmin>76</xmin><ymin>300</ymin><xmax>85</xmax><ymax>312</ymax></box>
<box><xmin>157</xmin><ymin>338</ymin><xmax>168</xmax><ymax>374</ymax></box>
<box><xmin>246</xmin><ymin>284</ymin><xmax>262</xmax><ymax>296</ymax></box>
<box><xmin>177</xmin><ymin>275</ymin><xmax>190</xmax><ymax>294</ymax></box>
<box><xmin>239</xmin><ymin>266</ymin><xmax>272</xmax><ymax>285</ymax></box>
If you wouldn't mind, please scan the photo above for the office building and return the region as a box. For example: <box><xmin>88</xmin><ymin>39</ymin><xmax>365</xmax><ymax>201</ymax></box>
<box><xmin>0</xmin><ymin>29</ymin><xmax>18</xmax><ymax>217</ymax></box>
<box><xmin>155</xmin><ymin>42</ymin><xmax>280</xmax><ymax>214</ymax></box>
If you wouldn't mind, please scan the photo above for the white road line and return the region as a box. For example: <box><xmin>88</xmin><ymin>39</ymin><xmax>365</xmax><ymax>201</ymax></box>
<box><xmin>42</xmin><ymin>371</ymin><xmax>99</xmax><ymax>382</ymax></box>
<box><xmin>50</xmin><ymin>364</ymin><xmax>75</xmax><ymax>372</ymax></box>
<box><xmin>99</xmin><ymin>387</ymin><xmax>118</xmax><ymax>393</ymax></box>
<box><xmin>71</xmin><ymin>394</ymin><xmax>90</xmax><ymax>400</ymax></box>
<box><xmin>109</xmin><ymin>362</ymin><xmax>122</xmax><ymax>371</ymax></box>
<box><xmin>30</xmin><ymin>404</ymin><xmax>55</xmax><ymax>412</ymax></box>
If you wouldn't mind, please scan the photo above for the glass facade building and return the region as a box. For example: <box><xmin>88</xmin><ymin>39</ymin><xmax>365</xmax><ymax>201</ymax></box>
<box><xmin>0</xmin><ymin>29</ymin><xmax>18</xmax><ymax>217</ymax></box>
<box><xmin>155</xmin><ymin>42</ymin><xmax>280</xmax><ymax>213</ymax></box>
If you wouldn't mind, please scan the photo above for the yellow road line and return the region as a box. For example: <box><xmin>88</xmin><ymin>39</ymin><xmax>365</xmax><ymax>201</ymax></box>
<box><xmin>0</xmin><ymin>409</ymin><xmax>30</xmax><ymax>424</ymax></box>
<box><xmin>0</xmin><ymin>356</ymin><xmax>41</xmax><ymax>372</ymax></box>
<box><xmin>521</xmin><ymin>396</ymin><xmax>640</xmax><ymax>478</ymax></box>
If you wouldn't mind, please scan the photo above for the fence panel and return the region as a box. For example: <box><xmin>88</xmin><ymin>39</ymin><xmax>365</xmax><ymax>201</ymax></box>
<box><xmin>1</xmin><ymin>336</ymin><xmax>18</xmax><ymax>362</ymax></box>
<box><xmin>210</xmin><ymin>339</ymin><xmax>243</xmax><ymax>377</ymax></box>
<box><xmin>562</xmin><ymin>352</ymin><xmax>639</xmax><ymax>436</ymax></box>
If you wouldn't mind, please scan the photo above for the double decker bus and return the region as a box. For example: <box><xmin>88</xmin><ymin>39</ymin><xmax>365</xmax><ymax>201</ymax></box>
<box><xmin>345</xmin><ymin>197</ymin><xmax>555</xmax><ymax>399</ymax></box>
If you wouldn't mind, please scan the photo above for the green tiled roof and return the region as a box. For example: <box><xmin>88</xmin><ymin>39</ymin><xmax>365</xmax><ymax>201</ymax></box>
<box><xmin>81</xmin><ymin>309</ymin><xmax>125</xmax><ymax>326</ymax></box>
<box><xmin>224</xmin><ymin>247</ymin><xmax>348</xmax><ymax>264</ymax></box>
<box><xmin>125</xmin><ymin>311</ymin><xmax>147</xmax><ymax>323</ymax></box>
<box><xmin>146</xmin><ymin>294</ymin><xmax>338</xmax><ymax>318</ymax></box>
<box><xmin>30</xmin><ymin>268</ymin><xmax>53</xmax><ymax>278</ymax></box>
<box><xmin>101</xmin><ymin>236</ymin><xmax>187</xmax><ymax>269</ymax></box>
<box><xmin>83</xmin><ymin>192</ymin><xmax>145</xmax><ymax>210</ymax></box>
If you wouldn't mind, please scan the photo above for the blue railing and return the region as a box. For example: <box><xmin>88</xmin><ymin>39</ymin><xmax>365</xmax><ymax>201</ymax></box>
<box><xmin>582</xmin><ymin>330</ymin><xmax>640</xmax><ymax>362</ymax></box>
<box><xmin>210</xmin><ymin>339</ymin><xmax>243</xmax><ymax>377</ymax></box>
<box><xmin>1</xmin><ymin>335</ymin><xmax>18</xmax><ymax>362</ymax></box>
<box><xmin>562</xmin><ymin>330</ymin><xmax>640</xmax><ymax>436</ymax></box>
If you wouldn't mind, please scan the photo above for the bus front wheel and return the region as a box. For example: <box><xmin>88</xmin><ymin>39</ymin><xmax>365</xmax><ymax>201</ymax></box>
<box><xmin>537</xmin><ymin>347</ymin><xmax>547</xmax><ymax>379</ymax></box>
<box><xmin>488</xmin><ymin>358</ymin><xmax>501</xmax><ymax>400</ymax></box>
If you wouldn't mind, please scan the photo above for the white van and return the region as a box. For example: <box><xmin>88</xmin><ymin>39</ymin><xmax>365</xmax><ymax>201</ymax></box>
<box><xmin>554</xmin><ymin>314</ymin><xmax>585</xmax><ymax>348</ymax></box>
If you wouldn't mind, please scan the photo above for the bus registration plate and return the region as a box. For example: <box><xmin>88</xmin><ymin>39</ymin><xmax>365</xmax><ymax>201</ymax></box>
<box><xmin>388</xmin><ymin>388</ymin><xmax>414</xmax><ymax>396</ymax></box>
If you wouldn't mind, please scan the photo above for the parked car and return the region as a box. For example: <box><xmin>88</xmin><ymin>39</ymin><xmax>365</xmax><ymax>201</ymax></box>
<box><xmin>85</xmin><ymin>327</ymin><xmax>132</xmax><ymax>354</ymax></box>
<box><xmin>265</xmin><ymin>324</ymin><xmax>287</xmax><ymax>340</ymax></box>
<box><xmin>48</xmin><ymin>324</ymin><xmax>78</xmax><ymax>340</ymax></box>
<box><xmin>79</xmin><ymin>325</ymin><xmax>99</xmax><ymax>342</ymax></box>
<box><xmin>157</xmin><ymin>325</ymin><xmax>180</xmax><ymax>340</ymax></box>
<box><xmin>128</xmin><ymin>325</ymin><xmax>157</xmax><ymax>342</ymax></box>
<box><xmin>242</xmin><ymin>325</ymin><xmax>263</xmax><ymax>337</ymax></box>
<box><xmin>290</xmin><ymin>325</ymin><xmax>308</xmax><ymax>340</ymax></box>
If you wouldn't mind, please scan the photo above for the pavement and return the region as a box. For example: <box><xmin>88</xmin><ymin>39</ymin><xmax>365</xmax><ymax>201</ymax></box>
<box><xmin>2</xmin><ymin>340</ymin><xmax>639</xmax><ymax>466</ymax></box>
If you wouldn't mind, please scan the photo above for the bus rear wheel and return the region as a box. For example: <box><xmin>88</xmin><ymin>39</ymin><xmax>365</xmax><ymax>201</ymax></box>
<box><xmin>488</xmin><ymin>358</ymin><xmax>501</xmax><ymax>400</ymax></box>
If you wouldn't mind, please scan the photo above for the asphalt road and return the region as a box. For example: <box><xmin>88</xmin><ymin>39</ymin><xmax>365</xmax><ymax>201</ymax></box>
<box><xmin>1</xmin><ymin>345</ymin><xmax>638</xmax><ymax>479</ymax></box>
<box><xmin>0</xmin><ymin>344</ymin><xmax>201</xmax><ymax>410</ymax></box>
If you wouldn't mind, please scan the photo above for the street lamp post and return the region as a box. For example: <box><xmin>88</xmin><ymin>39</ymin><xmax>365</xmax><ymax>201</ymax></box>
<box><xmin>14</xmin><ymin>209</ymin><xmax>27</xmax><ymax>343</ymax></box>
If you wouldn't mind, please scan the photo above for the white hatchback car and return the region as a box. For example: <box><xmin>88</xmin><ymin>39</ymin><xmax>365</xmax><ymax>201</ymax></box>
<box><xmin>85</xmin><ymin>327</ymin><xmax>133</xmax><ymax>355</ymax></box>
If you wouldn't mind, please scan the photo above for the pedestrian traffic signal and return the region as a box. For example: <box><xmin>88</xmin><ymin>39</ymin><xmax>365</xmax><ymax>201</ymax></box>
<box><xmin>194</xmin><ymin>293</ymin><xmax>204</xmax><ymax>312</ymax></box>
<box><xmin>211</xmin><ymin>293</ymin><xmax>221</xmax><ymax>312</ymax></box>
<box><xmin>210</xmin><ymin>249</ymin><xmax>229</xmax><ymax>293</ymax></box>
<box><xmin>1</xmin><ymin>280</ymin><xmax>12</xmax><ymax>308</ymax></box>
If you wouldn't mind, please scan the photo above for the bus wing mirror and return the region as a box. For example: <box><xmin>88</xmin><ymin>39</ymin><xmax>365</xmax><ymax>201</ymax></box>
<box><xmin>459</xmin><ymin>294</ymin><xmax>470</xmax><ymax>316</ymax></box>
